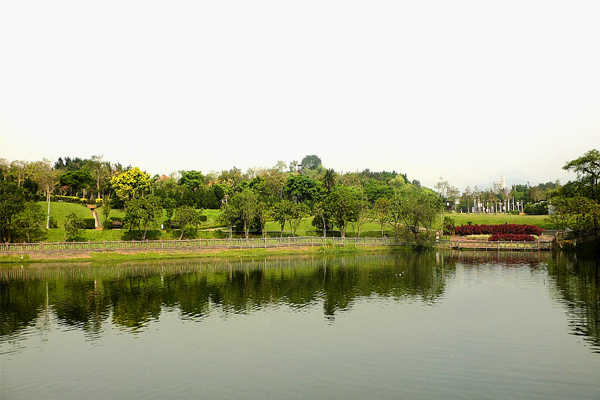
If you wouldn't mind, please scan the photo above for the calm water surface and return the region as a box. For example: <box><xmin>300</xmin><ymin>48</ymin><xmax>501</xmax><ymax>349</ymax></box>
<box><xmin>1</xmin><ymin>251</ymin><xmax>599</xmax><ymax>399</ymax></box>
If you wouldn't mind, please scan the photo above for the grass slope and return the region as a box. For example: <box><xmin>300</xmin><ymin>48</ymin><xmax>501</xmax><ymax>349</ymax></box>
<box><xmin>30</xmin><ymin>203</ymin><xmax>554</xmax><ymax>243</ymax></box>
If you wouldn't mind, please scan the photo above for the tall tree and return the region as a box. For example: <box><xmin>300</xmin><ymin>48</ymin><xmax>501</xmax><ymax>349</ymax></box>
<box><xmin>111</xmin><ymin>167</ymin><xmax>152</xmax><ymax>202</ymax></box>
<box><xmin>322</xmin><ymin>168</ymin><xmax>336</xmax><ymax>191</ymax></box>
<box><xmin>29</xmin><ymin>160</ymin><xmax>59</xmax><ymax>229</ymax></box>
<box><xmin>272</xmin><ymin>200</ymin><xmax>292</xmax><ymax>237</ymax></box>
<box><xmin>300</xmin><ymin>155</ymin><xmax>322</xmax><ymax>172</ymax></box>
<box><xmin>124</xmin><ymin>195</ymin><xmax>163</xmax><ymax>240</ymax></box>
<box><xmin>563</xmin><ymin>149</ymin><xmax>600</xmax><ymax>200</ymax></box>
<box><xmin>0</xmin><ymin>181</ymin><xmax>28</xmax><ymax>242</ymax></box>
<box><xmin>324</xmin><ymin>185</ymin><xmax>361</xmax><ymax>238</ymax></box>
<box><xmin>173</xmin><ymin>206</ymin><xmax>202</xmax><ymax>240</ymax></box>
<box><xmin>229</xmin><ymin>188</ymin><xmax>259</xmax><ymax>239</ymax></box>
<box><xmin>389</xmin><ymin>185</ymin><xmax>443</xmax><ymax>246</ymax></box>
<box><xmin>372</xmin><ymin>197</ymin><xmax>391</xmax><ymax>237</ymax></box>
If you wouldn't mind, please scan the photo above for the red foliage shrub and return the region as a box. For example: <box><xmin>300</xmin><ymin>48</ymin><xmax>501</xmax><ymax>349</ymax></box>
<box><xmin>488</xmin><ymin>234</ymin><xmax>536</xmax><ymax>242</ymax></box>
<box><xmin>455</xmin><ymin>224</ymin><xmax>543</xmax><ymax>236</ymax></box>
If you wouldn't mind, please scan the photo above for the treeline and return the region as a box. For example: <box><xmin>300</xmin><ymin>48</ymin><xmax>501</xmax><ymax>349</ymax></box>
<box><xmin>2</xmin><ymin>154</ymin><xmax>442</xmax><ymax>243</ymax></box>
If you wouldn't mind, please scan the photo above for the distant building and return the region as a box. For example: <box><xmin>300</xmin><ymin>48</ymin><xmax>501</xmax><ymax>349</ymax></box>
<box><xmin>493</xmin><ymin>175</ymin><xmax>506</xmax><ymax>192</ymax></box>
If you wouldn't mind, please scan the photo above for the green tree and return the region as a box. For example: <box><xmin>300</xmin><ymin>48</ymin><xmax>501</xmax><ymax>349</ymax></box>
<box><xmin>288</xmin><ymin>202</ymin><xmax>309</xmax><ymax>236</ymax></box>
<box><xmin>110</xmin><ymin>167</ymin><xmax>152</xmax><ymax>202</ymax></box>
<box><xmin>389</xmin><ymin>185</ymin><xmax>443</xmax><ymax>246</ymax></box>
<box><xmin>124</xmin><ymin>195</ymin><xmax>163</xmax><ymax>240</ymax></box>
<box><xmin>283</xmin><ymin>175</ymin><xmax>323</xmax><ymax>204</ymax></box>
<box><xmin>64</xmin><ymin>212</ymin><xmax>86</xmax><ymax>241</ymax></box>
<box><xmin>13</xmin><ymin>202</ymin><xmax>46</xmax><ymax>242</ymax></box>
<box><xmin>173</xmin><ymin>206</ymin><xmax>202</xmax><ymax>240</ymax></box>
<box><xmin>255</xmin><ymin>201</ymin><xmax>271</xmax><ymax>238</ymax></box>
<box><xmin>29</xmin><ymin>159</ymin><xmax>59</xmax><ymax>229</ymax></box>
<box><xmin>300</xmin><ymin>155</ymin><xmax>322</xmax><ymax>171</ymax></box>
<box><xmin>324</xmin><ymin>185</ymin><xmax>361</xmax><ymax>238</ymax></box>
<box><xmin>272</xmin><ymin>200</ymin><xmax>292</xmax><ymax>237</ymax></box>
<box><xmin>321</xmin><ymin>168</ymin><xmax>336</xmax><ymax>191</ymax></box>
<box><xmin>372</xmin><ymin>197</ymin><xmax>391</xmax><ymax>237</ymax></box>
<box><xmin>229</xmin><ymin>189</ymin><xmax>259</xmax><ymax>239</ymax></box>
<box><xmin>550</xmin><ymin>196</ymin><xmax>600</xmax><ymax>244</ymax></box>
<box><xmin>563</xmin><ymin>149</ymin><xmax>600</xmax><ymax>201</ymax></box>
<box><xmin>178</xmin><ymin>170</ymin><xmax>206</xmax><ymax>191</ymax></box>
<box><xmin>0</xmin><ymin>181</ymin><xmax>28</xmax><ymax>242</ymax></box>
<box><xmin>312</xmin><ymin>201</ymin><xmax>330</xmax><ymax>237</ymax></box>
<box><xmin>59</xmin><ymin>169</ymin><xmax>94</xmax><ymax>196</ymax></box>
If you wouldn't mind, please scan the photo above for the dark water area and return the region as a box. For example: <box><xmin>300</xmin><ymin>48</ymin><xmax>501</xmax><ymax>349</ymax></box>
<box><xmin>1</xmin><ymin>251</ymin><xmax>599</xmax><ymax>399</ymax></box>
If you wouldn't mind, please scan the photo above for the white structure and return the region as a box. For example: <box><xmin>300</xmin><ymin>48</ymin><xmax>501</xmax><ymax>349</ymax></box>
<box><xmin>493</xmin><ymin>175</ymin><xmax>506</xmax><ymax>193</ymax></box>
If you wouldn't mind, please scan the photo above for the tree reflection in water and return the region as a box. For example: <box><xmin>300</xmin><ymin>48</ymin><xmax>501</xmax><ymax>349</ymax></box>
<box><xmin>1</xmin><ymin>250</ymin><xmax>598</xmax><ymax>351</ymax></box>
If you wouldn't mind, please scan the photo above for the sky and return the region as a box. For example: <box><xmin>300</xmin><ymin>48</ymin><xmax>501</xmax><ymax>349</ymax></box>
<box><xmin>1</xmin><ymin>0</ymin><xmax>599</xmax><ymax>190</ymax></box>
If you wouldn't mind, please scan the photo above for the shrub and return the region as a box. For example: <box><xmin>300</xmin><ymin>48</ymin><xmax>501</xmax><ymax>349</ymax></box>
<box><xmin>82</xmin><ymin>218</ymin><xmax>96</xmax><ymax>229</ymax></box>
<box><xmin>442</xmin><ymin>217</ymin><xmax>456</xmax><ymax>235</ymax></box>
<box><xmin>524</xmin><ymin>202</ymin><xmax>548</xmax><ymax>215</ymax></box>
<box><xmin>64</xmin><ymin>213</ymin><xmax>86</xmax><ymax>241</ymax></box>
<box><xmin>455</xmin><ymin>224</ymin><xmax>543</xmax><ymax>236</ymax></box>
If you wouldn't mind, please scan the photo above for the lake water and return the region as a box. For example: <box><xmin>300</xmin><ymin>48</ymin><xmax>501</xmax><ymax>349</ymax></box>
<box><xmin>1</xmin><ymin>251</ymin><xmax>599</xmax><ymax>399</ymax></box>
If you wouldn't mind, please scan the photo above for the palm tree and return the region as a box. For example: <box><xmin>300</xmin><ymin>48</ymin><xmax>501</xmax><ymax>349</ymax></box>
<box><xmin>323</xmin><ymin>168</ymin><xmax>336</xmax><ymax>191</ymax></box>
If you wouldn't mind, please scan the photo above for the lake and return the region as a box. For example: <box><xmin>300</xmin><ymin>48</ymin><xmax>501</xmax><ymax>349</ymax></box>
<box><xmin>1</xmin><ymin>251</ymin><xmax>599</xmax><ymax>399</ymax></box>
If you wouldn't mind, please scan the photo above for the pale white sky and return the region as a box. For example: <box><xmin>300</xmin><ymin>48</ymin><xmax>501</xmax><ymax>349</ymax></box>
<box><xmin>1</xmin><ymin>0</ymin><xmax>598</xmax><ymax>190</ymax></box>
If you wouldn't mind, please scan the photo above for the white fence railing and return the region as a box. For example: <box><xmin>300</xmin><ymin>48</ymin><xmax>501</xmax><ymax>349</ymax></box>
<box><xmin>0</xmin><ymin>237</ymin><xmax>403</xmax><ymax>253</ymax></box>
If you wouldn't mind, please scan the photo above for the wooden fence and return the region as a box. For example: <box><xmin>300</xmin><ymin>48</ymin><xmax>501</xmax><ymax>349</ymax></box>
<box><xmin>0</xmin><ymin>236</ymin><xmax>402</xmax><ymax>254</ymax></box>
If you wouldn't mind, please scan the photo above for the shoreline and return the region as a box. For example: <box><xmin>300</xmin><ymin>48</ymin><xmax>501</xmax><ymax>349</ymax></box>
<box><xmin>0</xmin><ymin>245</ymin><xmax>401</xmax><ymax>265</ymax></box>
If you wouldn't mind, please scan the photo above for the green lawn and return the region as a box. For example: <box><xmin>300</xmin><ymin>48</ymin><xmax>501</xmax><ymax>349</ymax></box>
<box><xmin>441</xmin><ymin>212</ymin><xmax>554</xmax><ymax>230</ymax></box>
<box><xmin>32</xmin><ymin>203</ymin><xmax>554</xmax><ymax>243</ymax></box>
<box><xmin>39</xmin><ymin>201</ymin><xmax>92</xmax><ymax>227</ymax></box>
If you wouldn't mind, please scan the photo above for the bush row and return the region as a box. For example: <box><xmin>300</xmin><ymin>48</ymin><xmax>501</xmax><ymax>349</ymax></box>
<box><xmin>455</xmin><ymin>224</ymin><xmax>544</xmax><ymax>236</ymax></box>
<box><xmin>488</xmin><ymin>234</ymin><xmax>536</xmax><ymax>242</ymax></box>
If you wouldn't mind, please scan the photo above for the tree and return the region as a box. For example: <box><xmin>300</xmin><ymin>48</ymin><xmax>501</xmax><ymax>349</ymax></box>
<box><xmin>255</xmin><ymin>201</ymin><xmax>271</xmax><ymax>238</ymax></box>
<box><xmin>173</xmin><ymin>206</ymin><xmax>202</xmax><ymax>240</ymax></box>
<box><xmin>14</xmin><ymin>202</ymin><xmax>46</xmax><ymax>242</ymax></box>
<box><xmin>0</xmin><ymin>181</ymin><xmax>28</xmax><ymax>242</ymax></box>
<box><xmin>352</xmin><ymin>199</ymin><xmax>370</xmax><ymax>238</ymax></box>
<box><xmin>229</xmin><ymin>189</ymin><xmax>259</xmax><ymax>239</ymax></box>
<box><xmin>550</xmin><ymin>196</ymin><xmax>600</xmax><ymax>245</ymax></box>
<box><xmin>8</xmin><ymin>160</ymin><xmax>30</xmax><ymax>187</ymax></box>
<box><xmin>64</xmin><ymin>212</ymin><xmax>86</xmax><ymax>241</ymax></box>
<box><xmin>283</xmin><ymin>175</ymin><xmax>323</xmax><ymax>204</ymax></box>
<box><xmin>563</xmin><ymin>149</ymin><xmax>600</xmax><ymax>201</ymax></box>
<box><xmin>300</xmin><ymin>155</ymin><xmax>322</xmax><ymax>171</ymax></box>
<box><xmin>324</xmin><ymin>185</ymin><xmax>361</xmax><ymax>238</ymax></box>
<box><xmin>288</xmin><ymin>202</ymin><xmax>309</xmax><ymax>236</ymax></box>
<box><xmin>321</xmin><ymin>168</ymin><xmax>336</xmax><ymax>191</ymax></box>
<box><xmin>272</xmin><ymin>200</ymin><xmax>292</xmax><ymax>237</ymax></box>
<box><xmin>178</xmin><ymin>170</ymin><xmax>206</xmax><ymax>191</ymax></box>
<box><xmin>124</xmin><ymin>195</ymin><xmax>163</xmax><ymax>240</ymax></box>
<box><xmin>372</xmin><ymin>197</ymin><xmax>391</xmax><ymax>237</ymax></box>
<box><xmin>111</xmin><ymin>167</ymin><xmax>152</xmax><ymax>202</ymax></box>
<box><xmin>312</xmin><ymin>201</ymin><xmax>330</xmax><ymax>237</ymax></box>
<box><xmin>388</xmin><ymin>185</ymin><xmax>443</xmax><ymax>246</ymax></box>
<box><xmin>29</xmin><ymin>160</ymin><xmax>59</xmax><ymax>229</ymax></box>
<box><xmin>59</xmin><ymin>170</ymin><xmax>94</xmax><ymax>196</ymax></box>
<box><xmin>259</xmin><ymin>168</ymin><xmax>287</xmax><ymax>199</ymax></box>
<box><xmin>85</xmin><ymin>155</ymin><xmax>112</xmax><ymax>199</ymax></box>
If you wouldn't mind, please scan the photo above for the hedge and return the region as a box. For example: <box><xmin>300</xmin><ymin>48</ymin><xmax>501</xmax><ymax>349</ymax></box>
<box><xmin>455</xmin><ymin>224</ymin><xmax>544</xmax><ymax>236</ymax></box>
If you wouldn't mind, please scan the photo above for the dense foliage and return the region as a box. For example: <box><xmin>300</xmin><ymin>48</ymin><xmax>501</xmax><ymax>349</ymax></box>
<box><xmin>455</xmin><ymin>224</ymin><xmax>544</xmax><ymax>236</ymax></box>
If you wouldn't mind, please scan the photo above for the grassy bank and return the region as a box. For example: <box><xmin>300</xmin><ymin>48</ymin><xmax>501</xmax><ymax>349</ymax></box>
<box><xmin>27</xmin><ymin>202</ymin><xmax>556</xmax><ymax>243</ymax></box>
<box><xmin>0</xmin><ymin>244</ymin><xmax>395</xmax><ymax>265</ymax></box>
<box><xmin>441</xmin><ymin>213</ymin><xmax>554</xmax><ymax>230</ymax></box>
